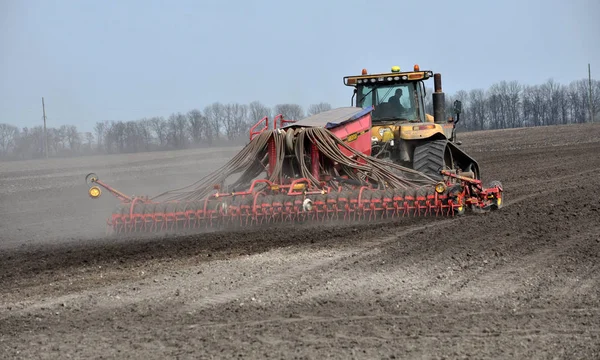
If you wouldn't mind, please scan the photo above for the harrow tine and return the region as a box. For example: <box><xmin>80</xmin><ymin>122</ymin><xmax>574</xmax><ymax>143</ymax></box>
<box><xmin>101</xmin><ymin>183</ymin><xmax>473</xmax><ymax>235</ymax></box>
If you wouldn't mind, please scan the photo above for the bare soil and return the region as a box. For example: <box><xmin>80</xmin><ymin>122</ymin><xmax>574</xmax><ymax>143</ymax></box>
<box><xmin>1</xmin><ymin>123</ymin><xmax>599</xmax><ymax>359</ymax></box>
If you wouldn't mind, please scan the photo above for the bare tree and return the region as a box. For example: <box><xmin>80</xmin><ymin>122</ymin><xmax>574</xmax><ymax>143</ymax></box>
<box><xmin>47</xmin><ymin>127</ymin><xmax>60</xmax><ymax>155</ymax></box>
<box><xmin>14</xmin><ymin>127</ymin><xmax>32</xmax><ymax>159</ymax></box>
<box><xmin>468</xmin><ymin>89</ymin><xmax>486</xmax><ymax>130</ymax></box>
<box><xmin>274</xmin><ymin>103</ymin><xmax>304</xmax><ymax>120</ymax></box>
<box><xmin>488</xmin><ymin>82</ymin><xmax>506</xmax><ymax>129</ymax></box>
<box><xmin>307</xmin><ymin>102</ymin><xmax>332</xmax><ymax>116</ymax></box>
<box><xmin>85</xmin><ymin>132</ymin><xmax>94</xmax><ymax>147</ymax></box>
<box><xmin>248</xmin><ymin>101</ymin><xmax>271</xmax><ymax>123</ymax></box>
<box><xmin>167</xmin><ymin>113</ymin><xmax>188</xmax><ymax>149</ymax></box>
<box><xmin>235</xmin><ymin>103</ymin><xmax>250</xmax><ymax>139</ymax></box>
<box><xmin>29</xmin><ymin>126</ymin><xmax>45</xmax><ymax>157</ymax></box>
<box><xmin>80</xmin><ymin>132</ymin><xmax>94</xmax><ymax>154</ymax></box>
<box><xmin>0</xmin><ymin>123</ymin><xmax>19</xmax><ymax>155</ymax></box>
<box><xmin>222</xmin><ymin>103</ymin><xmax>250</xmax><ymax>141</ymax></box>
<box><xmin>522</xmin><ymin>85</ymin><xmax>545</xmax><ymax>127</ymax></box>
<box><xmin>506</xmin><ymin>81</ymin><xmax>522</xmax><ymax>128</ymax></box>
<box><xmin>57</xmin><ymin>125</ymin><xmax>68</xmax><ymax>150</ymax></box>
<box><xmin>94</xmin><ymin>121</ymin><xmax>108</xmax><ymax>151</ymax></box>
<box><xmin>123</xmin><ymin>121</ymin><xmax>142</xmax><ymax>153</ymax></box>
<box><xmin>204</xmin><ymin>102</ymin><xmax>225</xmax><ymax>142</ymax></box>
<box><xmin>138</xmin><ymin>118</ymin><xmax>153</xmax><ymax>151</ymax></box>
<box><xmin>149</xmin><ymin>117</ymin><xmax>168</xmax><ymax>148</ymax></box>
<box><xmin>105</xmin><ymin>121</ymin><xmax>126</xmax><ymax>153</ymax></box>
<box><xmin>65</xmin><ymin>125</ymin><xmax>80</xmax><ymax>152</ymax></box>
<box><xmin>187</xmin><ymin>109</ymin><xmax>204</xmax><ymax>145</ymax></box>
<box><xmin>540</xmin><ymin>79</ymin><xmax>561</xmax><ymax>126</ymax></box>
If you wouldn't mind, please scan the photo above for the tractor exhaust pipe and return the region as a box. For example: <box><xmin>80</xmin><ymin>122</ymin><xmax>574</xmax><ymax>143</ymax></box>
<box><xmin>433</xmin><ymin>73</ymin><xmax>445</xmax><ymax>123</ymax></box>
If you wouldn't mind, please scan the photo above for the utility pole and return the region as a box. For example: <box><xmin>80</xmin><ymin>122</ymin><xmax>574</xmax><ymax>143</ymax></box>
<box><xmin>589</xmin><ymin>64</ymin><xmax>594</xmax><ymax>123</ymax></box>
<box><xmin>42</xmin><ymin>97</ymin><xmax>48</xmax><ymax>158</ymax></box>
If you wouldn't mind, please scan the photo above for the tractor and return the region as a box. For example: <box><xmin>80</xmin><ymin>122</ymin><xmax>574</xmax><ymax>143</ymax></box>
<box><xmin>85</xmin><ymin>65</ymin><xmax>503</xmax><ymax>235</ymax></box>
<box><xmin>344</xmin><ymin>65</ymin><xmax>479</xmax><ymax>181</ymax></box>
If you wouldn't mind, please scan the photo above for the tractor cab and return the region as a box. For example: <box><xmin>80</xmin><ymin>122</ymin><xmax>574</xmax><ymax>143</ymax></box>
<box><xmin>343</xmin><ymin>65</ymin><xmax>478</xmax><ymax>180</ymax></box>
<box><xmin>344</xmin><ymin>65</ymin><xmax>434</xmax><ymax>125</ymax></box>
<box><xmin>347</xmin><ymin>66</ymin><xmax>431</xmax><ymax>125</ymax></box>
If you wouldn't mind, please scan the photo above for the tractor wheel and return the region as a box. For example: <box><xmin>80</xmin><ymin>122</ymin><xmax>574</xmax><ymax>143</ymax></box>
<box><xmin>413</xmin><ymin>140</ymin><xmax>454</xmax><ymax>180</ymax></box>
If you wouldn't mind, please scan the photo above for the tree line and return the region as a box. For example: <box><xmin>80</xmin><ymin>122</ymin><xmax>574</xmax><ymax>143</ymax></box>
<box><xmin>0</xmin><ymin>101</ymin><xmax>332</xmax><ymax>160</ymax></box>
<box><xmin>0</xmin><ymin>78</ymin><xmax>597</xmax><ymax>160</ymax></box>
<box><xmin>427</xmin><ymin>78</ymin><xmax>599</xmax><ymax>131</ymax></box>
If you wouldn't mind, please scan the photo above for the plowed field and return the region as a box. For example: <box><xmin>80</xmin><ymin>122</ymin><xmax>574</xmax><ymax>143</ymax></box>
<box><xmin>1</xmin><ymin>123</ymin><xmax>599</xmax><ymax>359</ymax></box>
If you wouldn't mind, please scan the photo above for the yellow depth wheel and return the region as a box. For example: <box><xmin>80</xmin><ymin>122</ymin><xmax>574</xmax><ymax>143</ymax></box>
<box><xmin>89</xmin><ymin>186</ymin><xmax>102</xmax><ymax>199</ymax></box>
<box><xmin>435</xmin><ymin>182</ymin><xmax>447</xmax><ymax>194</ymax></box>
<box><xmin>455</xmin><ymin>202</ymin><xmax>465</xmax><ymax>216</ymax></box>
<box><xmin>488</xmin><ymin>180</ymin><xmax>504</xmax><ymax>210</ymax></box>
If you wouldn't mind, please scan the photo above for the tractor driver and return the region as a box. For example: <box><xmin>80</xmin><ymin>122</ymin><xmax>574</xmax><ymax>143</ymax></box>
<box><xmin>387</xmin><ymin>88</ymin><xmax>407</xmax><ymax>114</ymax></box>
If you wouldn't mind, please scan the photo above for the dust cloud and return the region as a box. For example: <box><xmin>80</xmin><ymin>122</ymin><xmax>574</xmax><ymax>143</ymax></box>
<box><xmin>0</xmin><ymin>146</ymin><xmax>242</xmax><ymax>250</ymax></box>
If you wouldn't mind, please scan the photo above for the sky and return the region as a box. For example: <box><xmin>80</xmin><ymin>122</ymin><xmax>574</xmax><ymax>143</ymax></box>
<box><xmin>1</xmin><ymin>0</ymin><xmax>599</xmax><ymax>132</ymax></box>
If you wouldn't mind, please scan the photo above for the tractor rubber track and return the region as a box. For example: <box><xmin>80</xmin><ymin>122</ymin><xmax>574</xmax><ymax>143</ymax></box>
<box><xmin>413</xmin><ymin>139</ymin><xmax>481</xmax><ymax>180</ymax></box>
<box><xmin>413</xmin><ymin>139</ymin><xmax>448</xmax><ymax>180</ymax></box>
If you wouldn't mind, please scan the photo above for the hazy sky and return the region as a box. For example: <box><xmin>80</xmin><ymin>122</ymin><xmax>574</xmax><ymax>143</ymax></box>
<box><xmin>1</xmin><ymin>0</ymin><xmax>599</xmax><ymax>132</ymax></box>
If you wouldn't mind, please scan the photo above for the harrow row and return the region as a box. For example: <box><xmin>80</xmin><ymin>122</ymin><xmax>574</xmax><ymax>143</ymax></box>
<box><xmin>108</xmin><ymin>185</ymin><xmax>464</xmax><ymax>234</ymax></box>
<box><xmin>87</xmin><ymin>106</ymin><xmax>503</xmax><ymax>236</ymax></box>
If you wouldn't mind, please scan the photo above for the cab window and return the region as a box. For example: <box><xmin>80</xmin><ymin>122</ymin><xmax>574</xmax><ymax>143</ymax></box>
<box><xmin>358</xmin><ymin>83</ymin><xmax>419</xmax><ymax>122</ymax></box>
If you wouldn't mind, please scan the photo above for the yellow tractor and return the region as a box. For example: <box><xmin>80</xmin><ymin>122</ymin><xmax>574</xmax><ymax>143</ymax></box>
<box><xmin>343</xmin><ymin>65</ymin><xmax>479</xmax><ymax>180</ymax></box>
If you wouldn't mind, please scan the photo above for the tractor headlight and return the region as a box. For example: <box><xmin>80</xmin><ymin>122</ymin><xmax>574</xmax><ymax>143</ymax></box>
<box><xmin>378</xmin><ymin>127</ymin><xmax>391</xmax><ymax>136</ymax></box>
<box><xmin>378</xmin><ymin>127</ymin><xmax>394</xmax><ymax>142</ymax></box>
<box><xmin>89</xmin><ymin>186</ymin><xmax>102</xmax><ymax>199</ymax></box>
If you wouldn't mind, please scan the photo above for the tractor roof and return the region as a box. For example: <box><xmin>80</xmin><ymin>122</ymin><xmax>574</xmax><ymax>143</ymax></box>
<box><xmin>343</xmin><ymin>66</ymin><xmax>434</xmax><ymax>87</ymax></box>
